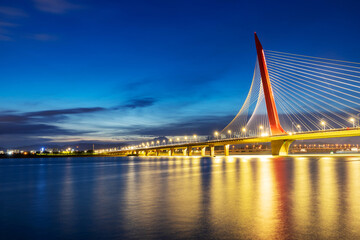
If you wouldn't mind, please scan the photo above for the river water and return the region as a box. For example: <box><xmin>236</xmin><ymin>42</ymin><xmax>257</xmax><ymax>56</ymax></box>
<box><xmin>0</xmin><ymin>156</ymin><xmax>359</xmax><ymax>239</ymax></box>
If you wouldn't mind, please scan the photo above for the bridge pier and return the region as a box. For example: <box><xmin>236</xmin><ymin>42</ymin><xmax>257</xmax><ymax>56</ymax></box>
<box><xmin>183</xmin><ymin>148</ymin><xmax>187</xmax><ymax>156</ymax></box>
<box><xmin>210</xmin><ymin>145</ymin><xmax>215</xmax><ymax>157</ymax></box>
<box><xmin>156</xmin><ymin>149</ymin><xmax>160</xmax><ymax>156</ymax></box>
<box><xmin>201</xmin><ymin>147</ymin><xmax>206</xmax><ymax>156</ymax></box>
<box><xmin>145</xmin><ymin>150</ymin><xmax>149</xmax><ymax>156</ymax></box>
<box><xmin>187</xmin><ymin>146</ymin><xmax>193</xmax><ymax>156</ymax></box>
<box><xmin>271</xmin><ymin>140</ymin><xmax>294</xmax><ymax>156</ymax></box>
<box><xmin>224</xmin><ymin>144</ymin><xmax>230</xmax><ymax>156</ymax></box>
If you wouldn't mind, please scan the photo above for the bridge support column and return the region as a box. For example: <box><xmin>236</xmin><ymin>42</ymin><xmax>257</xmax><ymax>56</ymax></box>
<box><xmin>224</xmin><ymin>144</ymin><xmax>230</xmax><ymax>156</ymax></box>
<box><xmin>183</xmin><ymin>148</ymin><xmax>187</xmax><ymax>156</ymax></box>
<box><xmin>168</xmin><ymin>148</ymin><xmax>175</xmax><ymax>156</ymax></box>
<box><xmin>210</xmin><ymin>145</ymin><xmax>215</xmax><ymax>157</ymax></box>
<box><xmin>145</xmin><ymin>150</ymin><xmax>149</xmax><ymax>156</ymax></box>
<box><xmin>201</xmin><ymin>147</ymin><xmax>206</xmax><ymax>156</ymax></box>
<box><xmin>187</xmin><ymin>146</ymin><xmax>193</xmax><ymax>156</ymax></box>
<box><xmin>156</xmin><ymin>149</ymin><xmax>160</xmax><ymax>156</ymax></box>
<box><xmin>271</xmin><ymin>140</ymin><xmax>294</xmax><ymax>156</ymax></box>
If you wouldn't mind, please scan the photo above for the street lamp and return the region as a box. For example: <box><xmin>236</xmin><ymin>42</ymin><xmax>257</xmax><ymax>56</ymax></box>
<box><xmin>228</xmin><ymin>130</ymin><xmax>232</xmax><ymax>139</ymax></box>
<box><xmin>214</xmin><ymin>131</ymin><xmax>219</xmax><ymax>140</ymax></box>
<box><xmin>184</xmin><ymin>136</ymin><xmax>188</xmax><ymax>143</ymax></box>
<box><xmin>259</xmin><ymin>125</ymin><xmax>263</xmax><ymax>136</ymax></box>
<box><xmin>169</xmin><ymin>139</ymin><xmax>173</xmax><ymax>144</ymax></box>
<box><xmin>242</xmin><ymin>127</ymin><xmax>246</xmax><ymax>137</ymax></box>
<box><xmin>193</xmin><ymin>134</ymin><xmax>197</xmax><ymax>142</ymax></box>
<box><xmin>296</xmin><ymin>124</ymin><xmax>301</xmax><ymax>132</ymax></box>
<box><xmin>349</xmin><ymin>117</ymin><xmax>355</xmax><ymax>128</ymax></box>
<box><xmin>156</xmin><ymin>140</ymin><xmax>160</xmax><ymax>145</ymax></box>
<box><xmin>321</xmin><ymin>121</ymin><xmax>326</xmax><ymax>130</ymax></box>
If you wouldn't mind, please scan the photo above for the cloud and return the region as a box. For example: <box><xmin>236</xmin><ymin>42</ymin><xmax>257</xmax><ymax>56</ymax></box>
<box><xmin>0</xmin><ymin>107</ymin><xmax>106</xmax><ymax>124</ymax></box>
<box><xmin>0</xmin><ymin>107</ymin><xmax>105</xmax><ymax>147</ymax></box>
<box><xmin>29</xmin><ymin>33</ymin><xmax>57</xmax><ymax>41</ymax></box>
<box><xmin>0</xmin><ymin>21</ymin><xmax>18</xmax><ymax>27</ymax></box>
<box><xmin>0</xmin><ymin>7</ymin><xmax>27</xmax><ymax>17</ymax></box>
<box><xmin>120</xmin><ymin>115</ymin><xmax>234</xmax><ymax>136</ymax></box>
<box><xmin>117</xmin><ymin>97</ymin><xmax>157</xmax><ymax>109</ymax></box>
<box><xmin>26</xmin><ymin>107</ymin><xmax>106</xmax><ymax>117</ymax></box>
<box><xmin>33</xmin><ymin>0</ymin><xmax>81</xmax><ymax>14</ymax></box>
<box><xmin>0</xmin><ymin>21</ymin><xmax>19</xmax><ymax>41</ymax></box>
<box><xmin>0</xmin><ymin>34</ymin><xmax>11</xmax><ymax>41</ymax></box>
<box><xmin>0</xmin><ymin>122</ymin><xmax>87</xmax><ymax>136</ymax></box>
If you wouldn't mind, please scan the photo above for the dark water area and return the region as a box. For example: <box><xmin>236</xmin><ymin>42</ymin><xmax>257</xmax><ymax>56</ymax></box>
<box><xmin>0</xmin><ymin>156</ymin><xmax>360</xmax><ymax>239</ymax></box>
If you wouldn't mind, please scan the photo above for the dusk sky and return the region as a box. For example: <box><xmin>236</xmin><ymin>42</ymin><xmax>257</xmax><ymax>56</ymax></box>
<box><xmin>1</xmin><ymin>0</ymin><xmax>360</xmax><ymax>147</ymax></box>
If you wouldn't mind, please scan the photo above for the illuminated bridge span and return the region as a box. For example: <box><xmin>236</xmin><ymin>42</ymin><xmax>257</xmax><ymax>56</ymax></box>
<box><xmin>119</xmin><ymin>33</ymin><xmax>360</xmax><ymax>156</ymax></box>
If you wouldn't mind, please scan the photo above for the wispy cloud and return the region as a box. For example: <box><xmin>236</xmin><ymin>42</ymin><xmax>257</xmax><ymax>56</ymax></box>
<box><xmin>0</xmin><ymin>21</ymin><xmax>18</xmax><ymax>27</ymax></box>
<box><xmin>27</xmin><ymin>107</ymin><xmax>105</xmax><ymax>117</ymax></box>
<box><xmin>0</xmin><ymin>34</ymin><xmax>11</xmax><ymax>41</ymax></box>
<box><xmin>33</xmin><ymin>0</ymin><xmax>81</xmax><ymax>14</ymax></box>
<box><xmin>29</xmin><ymin>33</ymin><xmax>57</xmax><ymax>41</ymax></box>
<box><xmin>0</xmin><ymin>18</ymin><xmax>21</xmax><ymax>41</ymax></box>
<box><xmin>120</xmin><ymin>115</ymin><xmax>233</xmax><ymax>136</ymax></box>
<box><xmin>118</xmin><ymin>97</ymin><xmax>157</xmax><ymax>109</ymax></box>
<box><xmin>0</xmin><ymin>107</ymin><xmax>106</xmax><ymax>124</ymax></box>
<box><xmin>0</xmin><ymin>6</ymin><xmax>27</xmax><ymax>17</ymax></box>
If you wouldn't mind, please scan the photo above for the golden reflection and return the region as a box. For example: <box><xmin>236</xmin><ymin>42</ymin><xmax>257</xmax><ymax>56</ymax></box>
<box><xmin>121</xmin><ymin>156</ymin><xmax>360</xmax><ymax>239</ymax></box>
<box><xmin>255</xmin><ymin>160</ymin><xmax>279</xmax><ymax>239</ymax></box>
<box><xmin>346</xmin><ymin>160</ymin><xmax>360</xmax><ymax>232</ymax></box>
<box><xmin>237</xmin><ymin>158</ymin><xmax>254</xmax><ymax>232</ymax></box>
<box><xmin>209</xmin><ymin>155</ymin><xmax>240</xmax><ymax>238</ymax></box>
<box><xmin>318</xmin><ymin>157</ymin><xmax>338</xmax><ymax>238</ymax></box>
<box><xmin>293</xmin><ymin>157</ymin><xmax>311</xmax><ymax>233</ymax></box>
<box><xmin>123</xmin><ymin>157</ymin><xmax>203</xmax><ymax>236</ymax></box>
<box><xmin>226</xmin><ymin>156</ymin><xmax>235</xmax><ymax>163</ymax></box>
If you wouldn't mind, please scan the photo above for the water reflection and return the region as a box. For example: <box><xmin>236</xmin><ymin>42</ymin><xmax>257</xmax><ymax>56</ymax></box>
<box><xmin>0</xmin><ymin>156</ymin><xmax>360</xmax><ymax>239</ymax></box>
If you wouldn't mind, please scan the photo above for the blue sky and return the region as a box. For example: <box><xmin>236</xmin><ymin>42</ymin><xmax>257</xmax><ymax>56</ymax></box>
<box><xmin>1</xmin><ymin>0</ymin><xmax>360</xmax><ymax>147</ymax></box>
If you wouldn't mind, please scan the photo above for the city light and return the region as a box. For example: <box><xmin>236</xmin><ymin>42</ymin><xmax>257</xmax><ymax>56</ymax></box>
<box><xmin>321</xmin><ymin>121</ymin><xmax>326</xmax><ymax>130</ymax></box>
<box><xmin>214</xmin><ymin>131</ymin><xmax>219</xmax><ymax>140</ymax></box>
<box><xmin>349</xmin><ymin>117</ymin><xmax>355</xmax><ymax>127</ymax></box>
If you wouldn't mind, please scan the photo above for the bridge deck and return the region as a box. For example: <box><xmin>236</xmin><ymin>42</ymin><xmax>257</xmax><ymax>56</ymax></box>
<box><xmin>119</xmin><ymin>128</ymin><xmax>360</xmax><ymax>153</ymax></box>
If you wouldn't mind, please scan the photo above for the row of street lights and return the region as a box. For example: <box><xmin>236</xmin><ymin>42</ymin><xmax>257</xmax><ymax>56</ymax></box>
<box><xmin>123</xmin><ymin>118</ymin><xmax>359</xmax><ymax>150</ymax></box>
<box><xmin>213</xmin><ymin>117</ymin><xmax>358</xmax><ymax>140</ymax></box>
<box><xmin>128</xmin><ymin>134</ymin><xmax>200</xmax><ymax>149</ymax></box>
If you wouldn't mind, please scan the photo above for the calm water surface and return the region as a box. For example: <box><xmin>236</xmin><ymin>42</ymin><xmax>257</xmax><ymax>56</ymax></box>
<box><xmin>0</xmin><ymin>156</ymin><xmax>360</xmax><ymax>239</ymax></box>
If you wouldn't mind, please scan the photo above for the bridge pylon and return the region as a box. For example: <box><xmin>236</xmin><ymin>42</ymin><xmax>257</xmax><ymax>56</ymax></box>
<box><xmin>254</xmin><ymin>33</ymin><xmax>286</xmax><ymax>135</ymax></box>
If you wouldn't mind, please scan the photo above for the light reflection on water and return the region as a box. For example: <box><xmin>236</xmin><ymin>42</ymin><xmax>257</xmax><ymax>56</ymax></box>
<box><xmin>0</xmin><ymin>156</ymin><xmax>360</xmax><ymax>239</ymax></box>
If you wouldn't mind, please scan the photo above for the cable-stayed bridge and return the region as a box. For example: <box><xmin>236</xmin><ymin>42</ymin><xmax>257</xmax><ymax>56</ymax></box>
<box><xmin>119</xmin><ymin>33</ymin><xmax>360</xmax><ymax>156</ymax></box>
